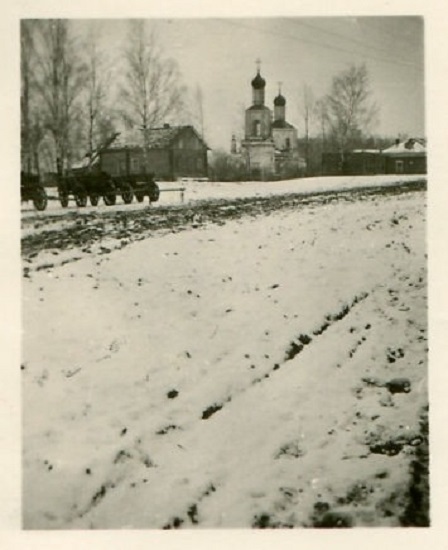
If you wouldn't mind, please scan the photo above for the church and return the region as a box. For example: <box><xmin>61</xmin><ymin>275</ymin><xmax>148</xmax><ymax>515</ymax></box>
<box><xmin>239</xmin><ymin>64</ymin><xmax>301</xmax><ymax>180</ymax></box>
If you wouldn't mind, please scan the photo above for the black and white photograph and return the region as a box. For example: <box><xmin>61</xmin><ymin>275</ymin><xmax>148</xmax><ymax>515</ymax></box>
<box><xmin>3</xmin><ymin>2</ymin><xmax>446</xmax><ymax>542</ymax></box>
<box><xmin>19</xmin><ymin>15</ymin><xmax>429</xmax><ymax>531</ymax></box>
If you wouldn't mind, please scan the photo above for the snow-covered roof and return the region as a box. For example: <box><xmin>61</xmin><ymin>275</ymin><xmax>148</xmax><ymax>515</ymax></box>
<box><xmin>352</xmin><ymin>149</ymin><xmax>382</xmax><ymax>154</ymax></box>
<box><xmin>382</xmin><ymin>138</ymin><xmax>426</xmax><ymax>155</ymax></box>
<box><xmin>108</xmin><ymin>125</ymin><xmax>209</xmax><ymax>150</ymax></box>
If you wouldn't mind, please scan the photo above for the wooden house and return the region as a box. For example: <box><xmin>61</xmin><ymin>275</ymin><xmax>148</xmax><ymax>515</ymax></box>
<box><xmin>322</xmin><ymin>138</ymin><xmax>427</xmax><ymax>176</ymax></box>
<box><xmin>99</xmin><ymin>125</ymin><xmax>209</xmax><ymax>181</ymax></box>
<box><xmin>381</xmin><ymin>138</ymin><xmax>427</xmax><ymax>175</ymax></box>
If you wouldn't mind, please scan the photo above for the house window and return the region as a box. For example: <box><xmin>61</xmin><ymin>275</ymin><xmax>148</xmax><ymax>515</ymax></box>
<box><xmin>285</xmin><ymin>138</ymin><xmax>291</xmax><ymax>150</ymax></box>
<box><xmin>131</xmin><ymin>157</ymin><xmax>140</xmax><ymax>173</ymax></box>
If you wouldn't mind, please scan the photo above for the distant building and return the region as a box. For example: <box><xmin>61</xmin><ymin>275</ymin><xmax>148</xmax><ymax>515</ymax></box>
<box><xmin>240</xmin><ymin>65</ymin><xmax>301</xmax><ymax>180</ymax></box>
<box><xmin>322</xmin><ymin>150</ymin><xmax>385</xmax><ymax>176</ymax></box>
<box><xmin>322</xmin><ymin>138</ymin><xmax>427</xmax><ymax>176</ymax></box>
<box><xmin>382</xmin><ymin>138</ymin><xmax>427</xmax><ymax>175</ymax></box>
<box><xmin>99</xmin><ymin>124</ymin><xmax>209</xmax><ymax>181</ymax></box>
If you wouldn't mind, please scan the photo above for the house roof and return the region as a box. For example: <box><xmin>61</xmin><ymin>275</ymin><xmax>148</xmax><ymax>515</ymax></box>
<box><xmin>382</xmin><ymin>138</ymin><xmax>426</xmax><ymax>156</ymax></box>
<box><xmin>352</xmin><ymin>149</ymin><xmax>382</xmax><ymax>154</ymax></box>
<box><xmin>108</xmin><ymin>125</ymin><xmax>209</xmax><ymax>150</ymax></box>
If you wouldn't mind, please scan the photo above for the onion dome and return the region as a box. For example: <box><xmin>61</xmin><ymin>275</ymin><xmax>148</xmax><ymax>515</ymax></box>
<box><xmin>274</xmin><ymin>93</ymin><xmax>286</xmax><ymax>107</ymax></box>
<box><xmin>251</xmin><ymin>70</ymin><xmax>266</xmax><ymax>90</ymax></box>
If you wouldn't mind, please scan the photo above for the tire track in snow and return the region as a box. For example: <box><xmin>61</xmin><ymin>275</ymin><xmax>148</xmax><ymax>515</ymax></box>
<box><xmin>196</xmin><ymin>290</ymin><xmax>370</xmax><ymax>422</ymax></box>
<box><xmin>67</xmin><ymin>441</ymin><xmax>157</xmax><ymax>525</ymax></box>
<box><xmin>162</xmin><ymin>482</ymin><xmax>217</xmax><ymax>529</ymax></box>
<box><xmin>142</xmin><ymin>291</ymin><xmax>372</xmax><ymax>528</ymax></box>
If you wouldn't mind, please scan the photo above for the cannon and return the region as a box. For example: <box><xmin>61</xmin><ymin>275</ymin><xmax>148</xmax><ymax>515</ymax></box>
<box><xmin>21</xmin><ymin>172</ymin><xmax>48</xmax><ymax>211</ymax></box>
<box><xmin>112</xmin><ymin>173</ymin><xmax>160</xmax><ymax>204</ymax></box>
<box><xmin>57</xmin><ymin>134</ymin><xmax>122</xmax><ymax>208</ymax></box>
<box><xmin>57</xmin><ymin>133</ymin><xmax>160</xmax><ymax>208</ymax></box>
<box><xmin>57</xmin><ymin>170</ymin><xmax>120</xmax><ymax>207</ymax></box>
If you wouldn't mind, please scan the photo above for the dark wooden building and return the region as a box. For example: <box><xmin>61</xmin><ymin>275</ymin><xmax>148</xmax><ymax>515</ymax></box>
<box><xmin>322</xmin><ymin>138</ymin><xmax>426</xmax><ymax>176</ymax></box>
<box><xmin>99</xmin><ymin>125</ymin><xmax>209</xmax><ymax>181</ymax></box>
<box><xmin>322</xmin><ymin>150</ymin><xmax>385</xmax><ymax>176</ymax></box>
<box><xmin>382</xmin><ymin>139</ymin><xmax>427</xmax><ymax>175</ymax></box>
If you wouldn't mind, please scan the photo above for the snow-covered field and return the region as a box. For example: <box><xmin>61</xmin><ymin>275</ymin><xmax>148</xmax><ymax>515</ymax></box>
<box><xmin>22</xmin><ymin>176</ymin><xmax>428</xmax><ymax>529</ymax></box>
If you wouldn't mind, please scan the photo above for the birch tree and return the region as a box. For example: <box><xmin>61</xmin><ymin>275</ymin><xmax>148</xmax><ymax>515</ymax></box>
<box><xmin>314</xmin><ymin>98</ymin><xmax>329</xmax><ymax>174</ymax></box>
<box><xmin>85</xmin><ymin>28</ymin><xmax>105</xmax><ymax>156</ymax></box>
<box><xmin>299</xmin><ymin>84</ymin><xmax>315</xmax><ymax>175</ymax></box>
<box><xmin>120</xmin><ymin>21</ymin><xmax>185</xmax><ymax>169</ymax></box>
<box><xmin>21</xmin><ymin>20</ymin><xmax>46</xmax><ymax>174</ymax></box>
<box><xmin>33</xmin><ymin>19</ymin><xmax>86</xmax><ymax>175</ymax></box>
<box><xmin>82</xmin><ymin>23</ymin><xmax>118</xmax><ymax>158</ymax></box>
<box><xmin>194</xmin><ymin>84</ymin><xmax>205</xmax><ymax>138</ymax></box>
<box><xmin>21</xmin><ymin>20</ymin><xmax>33</xmax><ymax>173</ymax></box>
<box><xmin>325</xmin><ymin>64</ymin><xmax>377</xmax><ymax>167</ymax></box>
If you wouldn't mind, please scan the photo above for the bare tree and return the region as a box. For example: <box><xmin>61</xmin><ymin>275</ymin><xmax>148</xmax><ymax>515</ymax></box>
<box><xmin>84</xmin><ymin>25</ymin><xmax>111</xmax><ymax>156</ymax></box>
<box><xmin>314</xmin><ymin>98</ymin><xmax>328</xmax><ymax>143</ymax></box>
<box><xmin>21</xmin><ymin>20</ymin><xmax>46</xmax><ymax>174</ymax></box>
<box><xmin>32</xmin><ymin>20</ymin><xmax>86</xmax><ymax>175</ymax></box>
<box><xmin>193</xmin><ymin>84</ymin><xmax>205</xmax><ymax>138</ymax></box>
<box><xmin>314</xmin><ymin>97</ymin><xmax>329</xmax><ymax>174</ymax></box>
<box><xmin>179</xmin><ymin>84</ymin><xmax>205</xmax><ymax>133</ymax></box>
<box><xmin>120</xmin><ymin>21</ymin><xmax>185</xmax><ymax>167</ymax></box>
<box><xmin>299</xmin><ymin>84</ymin><xmax>315</xmax><ymax>175</ymax></box>
<box><xmin>230</xmin><ymin>100</ymin><xmax>246</xmax><ymax>148</ymax></box>
<box><xmin>21</xmin><ymin>20</ymin><xmax>33</xmax><ymax>173</ymax></box>
<box><xmin>325</xmin><ymin>64</ymin><xmax>378</xmax><ymax>169</ymax></box>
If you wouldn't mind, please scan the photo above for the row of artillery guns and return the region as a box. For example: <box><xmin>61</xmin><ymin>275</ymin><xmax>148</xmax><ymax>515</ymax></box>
<box><xmin>21</xmin><ymin>133</ymin><xmax>160</xmax><ymax>211</ymax></box>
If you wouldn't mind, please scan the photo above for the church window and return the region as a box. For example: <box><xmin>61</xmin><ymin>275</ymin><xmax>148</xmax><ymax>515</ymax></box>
<box><xmin>253</xmin><ymin>120</ymin><xmax>261</xmax><ymax>137</ymax></box>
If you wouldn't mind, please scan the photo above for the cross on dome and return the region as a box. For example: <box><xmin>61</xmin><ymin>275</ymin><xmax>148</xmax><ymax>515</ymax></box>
<box><xmin>274</xmin><ymin>82</ymin><xmax>286</xmax><ymax>107</ymax></box>
<box><xmin>251</xmin><ymin>59</ymin><xmax>266</xmax><ymax>90</ymax></box>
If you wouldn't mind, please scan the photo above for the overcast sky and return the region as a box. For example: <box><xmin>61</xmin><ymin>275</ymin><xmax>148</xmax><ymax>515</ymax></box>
<box><xmin>73</xmin><ymin>17</ymin><xmax>425</xmax><ymax>150</ymax></box>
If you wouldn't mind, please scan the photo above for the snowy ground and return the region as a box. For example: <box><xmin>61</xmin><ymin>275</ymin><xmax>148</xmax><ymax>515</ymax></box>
<box><xmin>22</xmin><ymin>176</ymin><xmax>428</xmax><ymax>529</ymax></box>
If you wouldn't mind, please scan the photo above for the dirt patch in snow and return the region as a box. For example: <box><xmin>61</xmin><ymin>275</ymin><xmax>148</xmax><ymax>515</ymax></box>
<box><xmin>21</xmin><ymin>180</ymin><xmax>425</xmax><ymax>270</ymax></box>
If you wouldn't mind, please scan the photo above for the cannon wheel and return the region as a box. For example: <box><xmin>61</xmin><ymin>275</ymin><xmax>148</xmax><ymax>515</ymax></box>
<box><xmin>90</xmin><ymin>194</ymin><xmax>99</xmax><ymax>206</ymax></box>
<box><xmin>75</xmin><ymin>192</ymin><xmax>88</xmax><ymax>207</ymax></box>
<box><xmin>103</xmin><ymin>193</ymin><xmax>116</xmax><ymax>206</ymax></box>
<box><xmin>149</xmin><ymin>183</ymin><xmax>160</xmax><ymax>203</ymax></box>
<box><xmin>32</xmin><ymin>187</ymin><xmax>48</xmax><ymax>211</ymax></box>
<box><xmin>59</xmin><ymin>192</ymin><xmax>69</xmax><ymax>208</ymax></box>
<box><xmin>121</xmin><ymin>185</ymin><xmax>134</xmax><ymax>205</ymax></box>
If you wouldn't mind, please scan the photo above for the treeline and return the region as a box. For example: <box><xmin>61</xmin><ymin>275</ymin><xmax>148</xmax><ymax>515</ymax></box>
<box><xmin>21</xmin><ymin>20</ymin><xmax>198</xmax><ymax>177</ymax></box>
